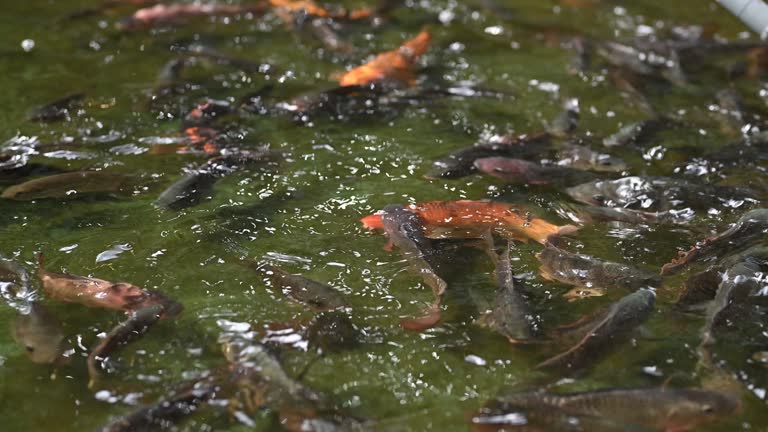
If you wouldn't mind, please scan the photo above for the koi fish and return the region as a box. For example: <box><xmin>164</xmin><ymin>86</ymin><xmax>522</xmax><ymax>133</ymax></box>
<box><xmin>118</xmin><ymin>2</ymin><xmax>268</xmax><ymax>31</ymax></box>
<box><xmin>338</xmin><ymin>30</ymin><xmax>431</xmax><ymax>87</ymax></box>
<box><xmin>361</xmin><ymin>200</ymin><xmax>576</xmax><ymax>245</ymax></box>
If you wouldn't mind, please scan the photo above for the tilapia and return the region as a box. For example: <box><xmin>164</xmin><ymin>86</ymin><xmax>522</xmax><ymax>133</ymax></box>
<box><xmin>555</xmin><ymin>144</ymin><xmax>626</xmax><ymax>172</ymax></box>
<box><xmin>258</xmin><ymin>264</ymin><xmax>348</xmax><ymax>311</ymax></box>
<box><xmin>12</xmin><ymin>303</ymin><xmax>72</xmax><ymax>365</ymax></box>
<box><xmin>2</xmin><ymin>171</ymin><xmax>133</xmax><ymax>200</ymax></box>
<box><xmin>537</xmin><ymin>245</ymin><xmax>661</xmax><ymax>297</ymax></box>
<box><xmin>472</xmin><ymin>387</ymin><xmax>739</xmax><ymax>432</ymax></box>
<box><xmin>474</xmin><ymin>157</ymin><xmax>595</xmax><ymax>186</ymax></box>
<box><xmin>536</xmin><ymin>289</ymin><xmax>655</xmax><ymax>371</ymax></box>
<box><xmin>476</xmin><ymin>242</ymin><xmax>537</xmax><ymax>342</ymax></box>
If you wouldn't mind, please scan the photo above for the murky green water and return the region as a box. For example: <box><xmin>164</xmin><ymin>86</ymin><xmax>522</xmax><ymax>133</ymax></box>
<box><xmin>1</xmin><ymin>1</ymin><xmax>768</xmax><ymax>431</ymax></box>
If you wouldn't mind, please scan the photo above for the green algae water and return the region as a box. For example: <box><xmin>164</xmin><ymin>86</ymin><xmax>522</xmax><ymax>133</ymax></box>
<box><xmin>1</xmin><ymin>1</ymin><xmax>768</xmax><ymax>430</ymax></box>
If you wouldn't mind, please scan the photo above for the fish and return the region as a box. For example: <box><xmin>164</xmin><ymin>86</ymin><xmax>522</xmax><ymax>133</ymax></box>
<box><xmin>555</xmin><ymin>144</ymin><xmax>626</xmax><ymax>172</ymax></box>
<box><xmin>88</xmin><ymin>302</ymin><xmax>166</xmax><ymax>379</ymax></box>
<box><xmin>181</xmin><ymin>99</ymin><xmax>234</xmax><ymax>130</ymax></box>
<box><xmin>118</xmin><ymin>3</ymin><xmax>268</xmax><ymax>31</ymax></box>
<box><xmin>471</xmin><ymin>387</ymin><xmax>740</xmax><ymax>432</ymax></box>
<box><xmin>546</xmin><ymin>99</ymin><xmax>579</xmax><ymax>138</ymax></box>
<box><xmin>713</xmin><ymin>87</ymin><xmax>746</xmax><ymax>134</ymax></box>
<box><xmin>661</xmin><ymin>209</ymin><xmax>768</xmax><ymax>276</ymax></box>
<box><xmin>269</xmin><ymin>0</ymin><xmax>372</xmax><ymax>20</ymax></box>
<box><xmin>537</xmin><ymin>245</ymin><xmax>661</xmax><ymax>298</ymax></box>
<box><xmin>566</xmin><ymin>176</ymin><xmax>755</xmax><ymax>212</ymax></box>
<box><xmin>555</xmin><ymin>203</ymin><xmax>683</xmax><ymax>225</ymax></box>
<box><xmin>306</xmin><ymin>312</ymin><xmax>360</xmax><ymax>353</ymax></box>
<box><xmin>476</xmin><ymin>242</ymin><xmax>537</xmax><ymax>343</ymax></box>
<box><xmin>220</xmin><ymin>335</ymin><xmax>322</xmax><ymax>413</ymax></box>
<box><xmin>338</xmin><ymin>30</ymin><xmax>431</xmax><ymax>87</ymax></box>
<box><xmin>608</xmin><ymin>68</ymin><xmax>657</xmax><ymax>116</ymax></box>
<box><xmin>37</xmin><ymin>254</ymin><xmax>181</xmax><ymax>316</ymax></box>
<box><xmin>12</xmin><ymin>303</ymin><xmax>72</xmax><ymax>365</ymax></box>
<box><xmin>258</xmin><ymin>264</ymin><xmax>348</xmax><ymax>311</ymax></box>
<box><xmin>155</xmin><ymin>171</ymin><xmax>218</xmax><ymax>211</ymax></box>
<box><xmin>474</xmin><ymin>157</ymin><xmax>596</xmax><ymax>186</ymax></box>
<box><xmin>361</xmin><ymin>200</ymin><xmax>576</xmax><ymax>245</ymax></box>
<box><xmin>26</xmin><ymin>93</ymin><xmax>84</xmax><ymax>122</ymax></box>
<box><xmin>380</xmin><ymin>204</ymin><xmax>447</xmax><ymax>331</ymax></box>
<box><xmin>425</xmin><ymin>133</ymin><xmax>552</xmax><ymax>179</ymax></box>
<box><xmin>536</xmin><ymin>289</ymin><xmax>655</xmax><ymax>371</ymax></box>
<box><xmin>602</xmin><ymin>119</ymin><xmax>662</xmax><ymax>147</ymax></box>
<box><xmin>596</xmin><ymin>40</ymin><xmax>687</xmax><ymax>86</ymax></box>
<box><xmin>98</xmin><ymin>380</ymin><xmax>216</xmax><ymax>432</ymax></box>
<box><xmin>1</xmin><ymin>171</ymin><xmax>133</xmax><ymax>200</ymax></box>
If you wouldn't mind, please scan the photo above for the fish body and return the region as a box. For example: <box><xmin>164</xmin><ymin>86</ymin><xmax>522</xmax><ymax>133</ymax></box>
<box><xmin>155</xmin><ymin>171</ymin><xmax>218</xmax><ymax>210</ymax></box>
<box><xmin>536</xmin><ymin>289</ymin><xmax>655</xmax><ymax>371</ymax></box>
<box><xmin>260</xmin><ymin>264</ymin><xmax>348</xmax><ymax>311</ymax></box>
<box><xmin>473</xmin><ymin>387</ymin><xmax>739</xmax><ymax>432</ymax></box>
<box><xmin>537</xmin><ymin>245</ymin><xmax>661</xmax><ymax>293</ymax></box>
<box><xmin>474</xmin><ymin>157</ymin><xmax>595</xmax><ymax>186</ymax></box>
<box><xmin>118</xmin><ymin>3</ymin><xmax>267</xmax><ymax>31</ymax></box>
<box><xmin>477</xmin><ymin>243</ymin><xmax>536</xmax><ymax>342</ymax></box>
<box><xmin>556</xmin><ymin>145</ymin><xmax>626</xmax><ymax>172</ymax></box>
<box><xmin>362</xmin><ymin>200</ymin><xmax>576</xmax><ymax>245</ymax></box>
<box><xmin>1</xmin><ymin>171</ymin><xmax>132</xmax><ymax>200</ymax></box>
<box><xmin>426</xmin><ymin>133</ymin><xmax>552</xmax><ymax>179</ymax></box>
<box><xmin>12</xmin><ymin>303</ymin><xmax>72</xmax><ymax>364</ymax></box>
<box><xmin>602</xmin><ymin>119</ymin><xmax>660</xmax><ymax>147</ymax></box>
<box><xmin>26</xmin><ymin>93</ymin><xmax>84</xmax><ymax>122</ymax></box>
<box><xmin>306</xmin><ymin>312</ymin><xmax>360</xmax><ymax>353</ymax></box>
<box><xmin>339</xmin><ymin>31</ymin><xmax>431</xmax><ymax>87</ymax></box>
<box><xmin>661</xmin><ymin>209</ymin><xmax>768</xmax><ymax>275</ymax></box>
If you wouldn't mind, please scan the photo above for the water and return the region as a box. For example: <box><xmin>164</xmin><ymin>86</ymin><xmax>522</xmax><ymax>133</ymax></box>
<box><xmin>0</xmin><ymin>0</ymin><xmax>767</xmax><ymax>430</ymax></box>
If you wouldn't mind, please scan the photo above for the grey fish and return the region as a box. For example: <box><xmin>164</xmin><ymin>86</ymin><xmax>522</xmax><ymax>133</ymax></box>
<box><xmin>476</xmin><ymin>242</ymin><xmax>536</xmax><ymax>342</ymax></box>
<box><xmin>537</xmin><ymin>245</ymin><xmax>661</xmax><ymax>294</ymax></box>
<box><xmin>474</xmin><ymin>157</ymin><xmax>595</xmax><ymax>186</ymax></box>
<box><xmin>546</xmin><ymin>99</ymin><xmax>580</xmax><ymax>138</ymax></box>
<box><xmin>259</xmin><ymin>264</ymin><xmax>348</xmax><ymax>311</ymax></box>
<box><xmin>472</xmin><ymin>387</ymin><xmax>739</xmax><ymax>432</ymax></box>
<box><xmin>536</xmin><ymin>289</ymin><xmax>655</xmax><ymax>371</ymax></box>
<box><xmin>602</xmin><ymin>119</ymin><xmax>661</xmax><ymax>148</ymax></box>
<box><xmin>426</xmin><ymin>133</ymin><xmax>551</xmax><ymax>179</ymax></box>
<box><xmin>381</xmin><ymin>204</ymin><xmax>447</xmax><ymax>331</ymax></box>
<box><xmin>661</xmin><ymin>209</ymin><xmax>768</xmax><ymax>276</ymax></box>
<box><xmin>555</xmin><ymin>144</ymin><xmax>626</xmax><ymax>172</ymax></box>
<box><xmin>597</xmin><ymin>40</ymin><xmax>687</xmax><ymax>86</ymax></box>
<box><xmin>26</xmin><ymin>93</ymin><xmax>84</xmax><ymax>122</ymax></box>
<box><xmin>12</xmin><ymin>303</ymin><xmax>71</xmax><ymax>365</ymax></box>
<box><xmin>2</xmin><ymin>171</ymin><xmax>133</xmax><ymax>200</ymax></box>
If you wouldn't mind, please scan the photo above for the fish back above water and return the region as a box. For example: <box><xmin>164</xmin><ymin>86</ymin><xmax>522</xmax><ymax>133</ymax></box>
<box><xmin>258</xmin><ymin>263</ymin><xmax>349</xmax><ymax>311</ymax></box>
<box><xmin>1</xmin><ymin>171</ymin><xmax>133</xmax><ymax>200</ymax></box>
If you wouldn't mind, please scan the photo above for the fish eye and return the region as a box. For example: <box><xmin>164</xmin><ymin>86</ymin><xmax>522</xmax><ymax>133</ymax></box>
<box><xmin>702</xmin><ymin>405</ymin><xmax>715</xmax><ymax>415</ymax></box>
<box><xmin>592</xmin><ymin>194</ymin><xmax>605</xmax><ymax>203</ymax></box>
<box><xmin>25</xmin><ymin>346</ymin><xmax>35</xmax><ymax>353</ymax></box>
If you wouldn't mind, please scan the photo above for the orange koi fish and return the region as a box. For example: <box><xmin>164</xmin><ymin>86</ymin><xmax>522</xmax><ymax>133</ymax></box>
<box><xmin>361</xmin><ymin>200</ymin><xmax>576</xmax><ymax>245</ymax></box>
<box><xmin>338</xmin><ymin>30</ymin><xmax>431</xmax><ymax>87</ymax></box>
<box><xmin>269</xmin><ymin>0</ymin><xmax>372</xmax><ymax>19</ymax></box>
<box><xmin>119</xmin><ymin>2</ymin><xmax>268</xmax><ymax>31</ymax></box>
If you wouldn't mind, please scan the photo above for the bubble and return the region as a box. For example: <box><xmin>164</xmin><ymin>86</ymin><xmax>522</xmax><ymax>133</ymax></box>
<box><xmin>21</xmin><ymin>39</ymin><xmax>35</xmax><ymax>52</ymax></box>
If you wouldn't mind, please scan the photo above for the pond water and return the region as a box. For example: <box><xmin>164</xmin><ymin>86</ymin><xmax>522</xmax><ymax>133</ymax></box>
<box><xmin>1</xmin><ymin>1</ymin><xmax>768</xmax><ymax>431</ymax></box>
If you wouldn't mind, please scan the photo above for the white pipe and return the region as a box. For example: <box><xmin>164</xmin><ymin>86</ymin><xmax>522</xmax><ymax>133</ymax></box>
<box><xmin>718</xmin><ymin>0</ymin><xmax>768</xmax><ymax>39</ymax></box>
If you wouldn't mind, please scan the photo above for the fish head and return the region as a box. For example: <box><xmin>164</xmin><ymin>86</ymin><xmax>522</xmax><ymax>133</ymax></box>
<box><xmin>360</xmin><ymin>213</ymin><xmax>384</xmax><ymax>229</ymax></box>
<box><xmin>663</xmin><ymin>390</ymin><xmax>741</xmax><ymax>430</ymax></box>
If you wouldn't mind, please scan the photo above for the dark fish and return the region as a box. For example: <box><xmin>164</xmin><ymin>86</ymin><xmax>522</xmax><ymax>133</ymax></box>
<box><xmin>380</xmin><ymin>204</ymin><xmax>447</xmax><ymax>331</ymax></box>
<box><xmin>566</xmin><ymin>37</ymin><xmax>591</xmax><ymax>75</ymax></box>
<box><xmin>88</xmin><ymin>302</ymin><xmax>166</xmax><ymax>380</ymax></box>
<box><xmin>675</xmin><ymin>268</ymin><xmax>721</xmax><ymax>310</ymax></box>
<box><xmin>713</xmin><ymin>87</ymin><xmax>746</xmax><ymax>134</ymax></box>
<box><xmin>259</xmin><ymin>264</ymin><xmax>348</xmax><ymax>311</ymax></box>
<box><xmin>155</xmin><ymin>171</ymin><xmax>218</xmax><ymax>211</ymax></box>
<box><xmin>556</xmin><ymin>203</ymin><xmax>684</xmax><ymax>225</ymax></box>
<box><xmin>602</xmin><ymin>119</ymin><xmax>662</xmax><ymax>147</ymax></box>
<box><xmin>555</xmin><ymin>144</ymin><xmax>626</xmax><ymax>172</ymax></box>
<box><xmin>608</xmin><ymin>68</ymin><xmax>656</xmax><ymax>116</ymax></box>
<box><xmin>661</xmin><ymin>209</ymin><xmax>768</xmax><ymax>275</ymax></box>
<box><xmin>537</xmin><ymin>245</ymin><xmax>661</xmax><ymax>298</ymax></box>
<box><xmin>546</xmin><ymin>99</ymin><xmax>579</xmax><ymax>138</ymax></box>
<box><xmin>99</xmin><ymin>380</ymin><xmax>216</xmax><ymax>432</ymax></box>
<box><xmin>566</xmin><ymin>176</ymin><xmax>755</xmax><ymax>212</ymax></box>
<box><xmin>425</xmin><ymin>133</ymin><xmax>551</xmax><ymax>179</ymax></box>
<box><xmin>474</xmin><ymin>157</ymin><xmax>595</xmax><ymax>186</ymax></box>
<box><xmin>306</xmin><ymin>312</ymin><xmax>360</xmax><ymax>353</ymax></box>
<box><xmin>1</xmin><ymin>171</ymin><xmax>133</xmax><ymax>200</ymax></box>
<box><xmin>597</xmin><ymin>40</ymin><xmax>687</xmax><ymax>86</ymax></box>
<box><xmin>26</xmin><ymin>93</ymin><xmax>84</xmax><ymax>122</ymax></box>
<box><xmin>476</xmin><ymin>242</ymin><xmax>536</xmax><ymax>342</ymax></box>
<box><xmin>12</xmin><ymin>303</ymin><xmax>72</xmax><ymax>365</ymax></box>
<box><xmin>537</xmin><ymin>289</ymin><xmax>655</xmax><ymax>371</ymax></box>
<box><xmin>472</xmin><ymin>387</ymin><xmax>739</xmax><ymax>432</ymax></box>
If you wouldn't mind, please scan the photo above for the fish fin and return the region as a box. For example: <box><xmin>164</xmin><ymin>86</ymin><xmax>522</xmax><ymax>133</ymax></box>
<box><xmin>562</xmin><ymin>287</ymin><xmax>605</xmax><ymax>301</ymax></box>
<box><xmin>400</xmin><ymin>305</ymin><xmax>441</xmax><ymax>332</ymax></box>
<box><xmin>556</xmin><ymin>224</ymin><xmax>579</xmax><ymax>236</ymax></box>
<box><xmin>383</xmin><ymin>241</ymin><xmax>394</xmax><ymax>252</ymax></box>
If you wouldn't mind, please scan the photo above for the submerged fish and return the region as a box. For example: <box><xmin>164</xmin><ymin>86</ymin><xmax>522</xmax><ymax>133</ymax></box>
<box><xmin>426</xmin><ymin>133</ymin><xmax>552</xmax><ymax>179</ymax></box>
<box><xmin>12</xmin><ymin>303</ymin><xmax>72</xmax><ymax>365</ymax></box>
<box><xmin>1</xmin><ymin>171</ymin><xmax>133</xmax><ymax>200</ymax></box>
<box><xmin>361</xmin><ymin>200</ymin><xmax>576</xmax><ymax>245</ymax></box>
<box><xmin>26</xmin><ymin>93</ymin><xmax>84</xmax><ymax>122</ymax></box>
<box><xmin>476</xmin><ymin>242</ymin><xmax>537</xmax><ymax>342</ymax></box>
<box><xmin>472</xmin><ymin>387</ymin><xmax>739</xmax><ymax>432</ymax></box>
<box><xmin>555</xmin><ymin>144</ymin><xmax>626</xmax><ymax>172</ymax></box>
<box><xmin>258</xmin><ymin>264</ymin><xmax>348</xmax><ymax>311</ymax></box>
<box><xmin>118</xmin><ymin>2</ymin><xmax>268</xmax><ymax>31</ymax></box>
<box><xmin>380</xmin><ymin>204</ymin><xmax>446</xmax><ymax>331</ymax></box>
<box><xmin>661</xmin><ymin>209</ymin><xmax>768</xmax><ymax>276</ymax></box>
<box><xmin>155</xmin><ymin>171</ymin><xmax>218</xmax><ymax>211</ymax></box>
<box><xmin>338</xmin><ymin>30</ymin><xmax>431</xmax><ymax>87</ymax></box>
<box><xmin>306</xmin><ymin>312</ymin><xmax>360</xmax><ymax>353</ymax></box>
<box><xmin>537</xmin><ymin>245</ymin><xmax>661</xmax><ymax>297</ymax></box>
<box><xmin>474</xmin><ymin>157</ymin><xmax>595</xmax><ymax>186</ymax></box>
<box><xmin>602</xmin><ymin>119</ymin><xmax>662</xmax><ymax>148</ymax></box>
